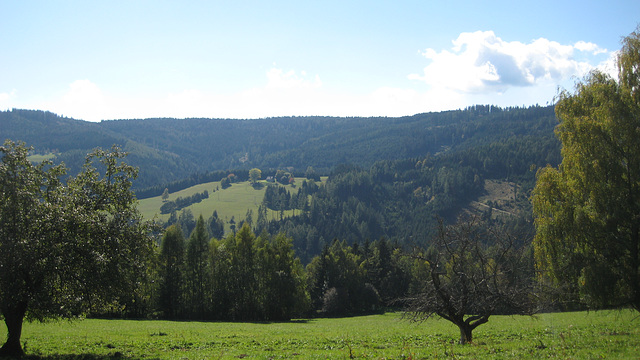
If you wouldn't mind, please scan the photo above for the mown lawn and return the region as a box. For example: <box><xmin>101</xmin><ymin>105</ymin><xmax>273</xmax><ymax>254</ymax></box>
<box><xmin>7</xmin><ymin>310</ymin><xmax>639</xmax><ymax>359</ymax></box>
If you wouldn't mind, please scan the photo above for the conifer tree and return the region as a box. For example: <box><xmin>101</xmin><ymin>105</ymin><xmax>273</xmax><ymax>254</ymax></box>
<box><xmin>159</xmin><ymin>225</ymin><xmax>186</xmax><ymax>319</ymax></box>
<box><xmin>185</xmin><ymin>215</ymin><xmax>211</xmax><ymax>318</ymax></box>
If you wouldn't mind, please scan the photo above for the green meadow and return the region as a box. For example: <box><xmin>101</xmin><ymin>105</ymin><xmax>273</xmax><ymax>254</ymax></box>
<box><xmin>8</xmin><ymin>310</ymin><xmax>639</xmax><ymax>359</ymax></box>
<box><xmin>27</xmin><ymin>153</ymin><xmax>56</xmax><ymax>163</ymax></box>
<box><xmin>137</xmin><ymin>179</ymin><xmax>313</xmax><ymax>230</ymax></box>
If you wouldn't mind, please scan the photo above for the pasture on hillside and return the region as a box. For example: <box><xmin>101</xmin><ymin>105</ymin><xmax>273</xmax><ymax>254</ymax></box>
<box><xmin>26</xmin><ymin>153</ymin><xmax>56</xmax><ymax>163</ymax></box>
<box><xmin>137</xmin><ymin>178</ymin><xmax>315</xmax><ymax>233</ymax></box>
<box><xmin>7</xmin><ymin>310</ymin><xmax>639</xmax><ymax>359</ymax></box>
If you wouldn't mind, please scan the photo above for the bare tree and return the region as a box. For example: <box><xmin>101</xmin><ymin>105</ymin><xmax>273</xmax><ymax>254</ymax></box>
<box><xmin>405</xmin><ymin>217</ymin><xmax>535</xmax><ymax>344</ymax></box>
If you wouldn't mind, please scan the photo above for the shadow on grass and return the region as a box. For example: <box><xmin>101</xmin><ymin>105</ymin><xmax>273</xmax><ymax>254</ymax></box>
<box><xmin>20</xmin><ymin>354</ymin><xmax>157</xmax><ymax>360</ymax></box>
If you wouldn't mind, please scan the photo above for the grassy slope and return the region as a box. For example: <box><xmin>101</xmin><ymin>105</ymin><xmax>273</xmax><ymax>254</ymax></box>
<box><xmin>27</xmin><ymin>153</ymin><xmax>56</xmax><ymax>163</ymax></box>
<box><xmin>137</xmin><ymin>178</ymin><xmax>313</xmax><ymax>231</ymax></box>
<box><xmin>11</xmin><ymin>310</ymin><xmax>640</xmax><ymax>359</ymax></box>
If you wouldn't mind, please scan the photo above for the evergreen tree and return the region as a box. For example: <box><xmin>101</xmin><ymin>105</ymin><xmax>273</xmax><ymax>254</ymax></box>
<box><xmin>159</xmin><ymin>225</ymin><xmax>186</xmax><ymax>319</ymax></box>
<box><xmin>208</xmin><ymin>210</ymin><xmax>225</xmax><ymax>239</ymax></box>
<box><xmin>177</xmin><ymin>209</ymin><xmax>196</xmax><ymax>238</ymax></box>
<box><xmin>185</xmin><ymin>215</ymin><xmax>211</xmax><ymax>318</ymax></box>
<box><xmin>228</xmin><ymin>223</ymin><xmax>258</xmax><ymax>320</ymax></box>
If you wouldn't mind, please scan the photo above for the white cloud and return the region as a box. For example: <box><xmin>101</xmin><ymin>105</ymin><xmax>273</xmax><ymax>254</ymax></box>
<box><xmin>16</xmin><ymin>33</ymin><xmax>613</xmax><ymax>123</ymax></box>
<box><xmin>410</xmin><ymin>31</ymin><xmax>609</xmax><ymax>94</ymax></box>
<box><xmin>29</xmin><ymin>66</ymin><xmax>552</xmax><ymax>123</ymax></box>
<box><xmin>0</xmin><ymin>29</ymin><xmax>618</xmax><ymax>122</ymax></box>
<box><xmin>265</xmin><ymin>68</ymin><xmax>322</xmax><ymax>90</ymax></box>
<box><xmin>574</xmin><ymin>41</ymin><xmax>607</xmax><ymax>55</ymax></box>
<box><xmin>0</xmin><ymin>89</ymin><xmax>17</xmax><ymax>110</ymax></box>
<box><xmin>46</xmin><ymin>79</ymin><xmax>107</xmax><ymax>121</ymax></box>
<box><xmin>42</xmin><ymin>69</ymin><xmax>331</xmax><ymax>121</ymax></box>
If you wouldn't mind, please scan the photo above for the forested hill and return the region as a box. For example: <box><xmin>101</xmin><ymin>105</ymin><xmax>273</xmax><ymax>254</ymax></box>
<box><xmin>0</xmin><ymin>105</ymin><xmax>558</xmax><ymax>190</ymax></box>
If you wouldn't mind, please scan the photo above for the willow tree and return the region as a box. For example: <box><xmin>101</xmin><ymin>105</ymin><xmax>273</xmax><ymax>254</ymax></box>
<box><xmin>532</xmin><ymin>28</ymin><xmax>640</xmax><ymax>311</ymax></box>
<box><xmin>0</xmin><ymin>141</ymin><xmax>156</xmax><ymax>357</ymax></box>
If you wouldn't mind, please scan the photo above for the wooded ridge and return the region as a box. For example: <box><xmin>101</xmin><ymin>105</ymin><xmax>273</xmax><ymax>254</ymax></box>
<box><xmin>0</xmin><ymin>105</ymin><xmax>559</xmax><ymax>192</ymax></box>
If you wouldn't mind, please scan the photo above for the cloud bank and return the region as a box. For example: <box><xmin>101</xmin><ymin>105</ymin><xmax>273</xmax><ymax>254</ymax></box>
<box><xmin>409</xmin><ymin>30</ymin><xmax>609</xmax><ymax>94</ymax></box>
<box><xmin>4</xmin><ymin>31</ymin><xmax>614</xmax><ymax>122</ymax></box>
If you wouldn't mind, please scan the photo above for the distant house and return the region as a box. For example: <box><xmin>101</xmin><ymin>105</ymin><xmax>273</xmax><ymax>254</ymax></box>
<box><xmin>266</xmin><ymin>176</ymin><xmax>275</xmax><ymax>183</ymax></box>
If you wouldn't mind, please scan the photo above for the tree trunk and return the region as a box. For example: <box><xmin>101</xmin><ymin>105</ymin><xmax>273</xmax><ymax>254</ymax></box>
<box><xmin>0</xmin><ymin>302</ymin><xmax>27</xmax><ymax>358</ymax></box>
<box><xmin>458</xmin><ymin>324</ymin><xmax>473</xmax><ymax>345</ymax></box>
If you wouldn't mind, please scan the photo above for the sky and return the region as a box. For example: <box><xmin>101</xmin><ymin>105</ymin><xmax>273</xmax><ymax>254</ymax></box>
<box><xmin>1</xmin><ymin>1</ymin><xmax>638</xmax><ymax>122</ymax></box>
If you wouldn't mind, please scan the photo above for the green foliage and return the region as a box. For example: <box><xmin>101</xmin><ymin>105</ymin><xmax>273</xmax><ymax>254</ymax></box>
<box><xmin>184</xmin><ymin>215</ymin><xmax>211</xmax><ymax>318</ymax></box>
<box><xmin>0</xmin><ymin>141</ymin><xmax>156</xmax><ymax>357</ymax></box>
<box><xmin>159</xmin><ymin>189</ymin><xmax>209</xmax><ymax>214</ymax></box>
<box><xmin>153</xmin><ymin>223</ymin><xmax>310</xmax><ymax>321</ymax></box>
<box><xmin>220</xmin><ymin>176</ymin><xmax>231</xmax><ymax>189</ymax></box>
<box><xmin>532</xmin><ymin>28</ymin><xmax>640</xmax><ymax>311</ymax></box>
<box><xmin>209</xmin><ymin>224</ymin><xmax>309</xmax><ymax>321</ymax></box>
<box><xmin>305</xmin><ymin>239</ymin><xmax>411</xmax><ymax>315</ymax></box>
<box><xmin>265</xmin><ymin>157</ymin><xmax>491</xmax><ymax>261</ymax></box>
<box><xmin>248</xmin><ymin>168</ymin><xmax>261</xmax><ymax>185</ymax></box>
<box><xmin>256</xmin><ymin>233</ymin><xmax>310</xmax><ymax>320</ymax></box>
<box><xmin>1</xmin><ymin>105</ymin><xmax>559</xmax><ymax>192</ymax></box>
<box><xmin>158</xmin><ymin>225</ymin><xmax>186</xmax><ymax>319</ymax></box>
<box><xmin>207</xmin><ymin>210</ymin><xmax>225</xmax><ymax>240</ymax></box>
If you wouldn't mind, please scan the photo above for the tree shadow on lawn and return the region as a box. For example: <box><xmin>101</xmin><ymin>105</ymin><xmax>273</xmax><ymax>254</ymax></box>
<box><xmin>21</xmin><ymin>354</ymin><xmax>156</xmax><ymax>360</ymax></box>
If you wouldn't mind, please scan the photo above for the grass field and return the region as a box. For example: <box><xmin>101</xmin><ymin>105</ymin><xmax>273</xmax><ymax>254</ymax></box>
<box><xmin>27</xmin><ymin>153</ymin><xmax>56</xmax><ymax>163</ymax></box>
<box><xmin>8</xmin><ymin>310</ymin><xmax>639</xmax><ymax>359</ymax></box>
<box><xmin>137</xmin><ymin>179</ymin><xmax>314</xmax><ymax>232</ymax></box>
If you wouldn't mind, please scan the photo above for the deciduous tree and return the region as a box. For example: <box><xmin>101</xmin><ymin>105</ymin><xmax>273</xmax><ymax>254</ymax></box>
<box><xmin>405</xmin><ymin>217</ymin><xmax>534</xmax><ymax>344</ymax></box>
<box><xmin>532</xmin><ymin>28</ymin><xmax>640</xmax><ymax>311</ymax></box>
<box><xmin>249</xmin><ymin>168</ymin><xmax>262</xmax><ymax>185</ymax></box>
<box><xmin>0</xmin><ymin>141</ymin><xmax>156</xmax><ymax>357</ymax></box>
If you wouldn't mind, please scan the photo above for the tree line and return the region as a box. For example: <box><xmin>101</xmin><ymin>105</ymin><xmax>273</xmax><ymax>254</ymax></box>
<box><xmin>148</xmin><ymin>214</ymin><xmax>534</xmax><ymax>327</ymax></box>
<box><xmin>160</xmin><ymin>189</ymin><xmax>209</xmax><ymax>214</ymax></box>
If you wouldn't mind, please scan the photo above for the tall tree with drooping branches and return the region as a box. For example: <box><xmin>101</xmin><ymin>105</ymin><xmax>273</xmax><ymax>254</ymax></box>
<box><xmin>532</xmin><ymin>28</ymin><xmax>640</xmax><ymax>311</ymax></box>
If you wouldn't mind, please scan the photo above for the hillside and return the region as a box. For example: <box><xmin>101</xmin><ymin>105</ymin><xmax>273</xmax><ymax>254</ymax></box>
<box><xmin>1</xmin><ymin>105</ymin><xmax>562</xmax><ymax>262</ymax></box>
<box><xmin>0</xmin><ymin>105</ymin><xmax>559</xmax><ymax>191</ymax></box>
<box><xmin>138</xmin><ymin>178</ymin><xmax>312</xmax><ymax>232</ymax></box>
<box><xmin>0</xmin><ymin>109</ymin><xmax>196</xmax><ymax>188</ymax></box>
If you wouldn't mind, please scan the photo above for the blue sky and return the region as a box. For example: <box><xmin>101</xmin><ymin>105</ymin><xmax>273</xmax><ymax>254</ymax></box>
<box><xmin>1</xmin><ymin>1</ymin><xmax>638</xmax><ymax>121</ymax></box>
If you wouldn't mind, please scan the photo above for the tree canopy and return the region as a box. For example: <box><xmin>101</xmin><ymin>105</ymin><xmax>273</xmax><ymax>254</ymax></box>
<box><xmin>405</xmin><ymin>217</ymin><xmax>534</xmax><ymax>344</ymax></box>
<box><xmin>0</xmin><ymin>141</ymin><xmax>156</xmax><ymax>357</ymax></box>
<box><xmin>532</xmin><ymin>28</ymin><xmax>640</xmax><ymax>311</ymax></box>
